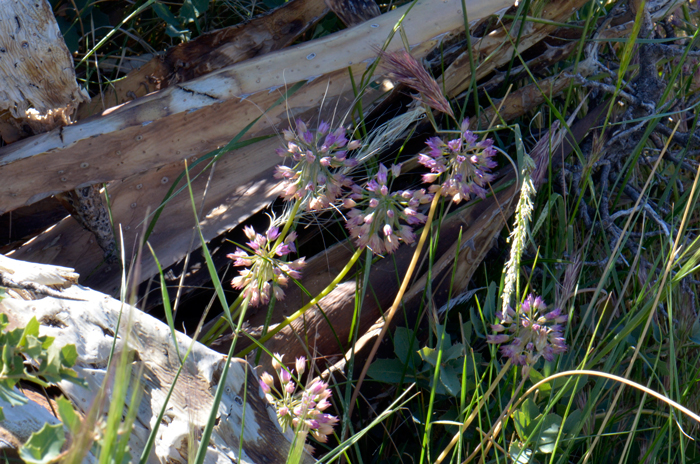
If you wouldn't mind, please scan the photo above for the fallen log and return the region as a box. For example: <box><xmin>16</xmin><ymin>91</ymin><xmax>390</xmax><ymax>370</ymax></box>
<box><xmin>3</xmin><ymin>0</ymin><xmax>512</xmax><ymax>296</ymax></box>
<box><xmin>0</xmin><ymin>255</ymin><xmax>313</xmax><ymax>464</ymax></box>
<box><xmin>76</xmin><ymin>0</ymin><xmax>330</xmax><ymax>118</ymax></box>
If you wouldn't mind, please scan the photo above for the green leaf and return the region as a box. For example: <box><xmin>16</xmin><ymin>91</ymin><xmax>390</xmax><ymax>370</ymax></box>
<box><xmin>191</xmin><ymin>0</ymin><xmax>210</xmax><ymax>11</ymax></box>
<box><xmin>57</xmin><ymin>397</ymin><xmax>81</xmax><ymax>434</ymax></box>
<box><xmin>19</xmin><ymin>317</ymin><xmax>40</xmax><ymax>347</ymax></box>
<box><xmin>0</xmin><ymin>406</ymin><xmax>4</xmax><ymax>421</ymax></box>
<box><xmin>179</xmin><ymin>1</ymin><xmax>198</xmax><ymax>23</ymax></box>
<box><xmin>393</xmin><ymin>327</ymin><xmax>414</xmax><ymax>365</ymax></box>
<box><xmin>418</xmin><ymin>346</ymin><xmax>439</xmax><ymax>367</ymax></box>
<box><xmin>528</xmin><ymin>369</ymin><xmax>550</xmax><ymax>394</ymax></box>
<box><xmin>19</xmin><ymin>422</ymin><xmax>66</xmax><ymax>464</ymax></box>
<box><xmin>690</xmin><ymin>317</ymin><xmax>700</xmax><ymax>346</ymax></box>
<box><xmin>508</xmin><ymin>441</ymin><xmax>532</xmax><ymax>464</ymax></box>
<box><xmin>438</xmin><ymin>365</ymin><xmax>462</xmax><ymax>397</ymax></box>
<box><xmin>61</xmin><ymin>344</ymin><xmax>78</xmax><ymax>367</ymax></box>
<box><xmin>562</xmin><ymin>409</ymin><xmax>584</xmax><ymax>435</ymax></box>
<box><xmin>367</xmin><ymin>358</ymin><xmax>413</xmax><ymax>384</ymax></box>
<box><xmin>441</xmin><ymin>343</ymin><xmax>465</xmax><ymax>363</ymax></box>
<box><xmin>0</xmin><ymin>383</ymin><xmax>29</xmax><ymax>407</ymax></box>
<box><xmin>513</xmin><ymin>398</ymin><xmax>539</xmax><ymax>440</ymax></box>
<box><xmin>152</xmin><ymin>3</ymin><xmax>180</xmax><ymax>27</ymax></box>
<box><xmin>461</xmin><ymin>321</ymin><xmax>472</xmax><ymax>343</ymax></box>
<box><xmin>535</xmin><ymin>414</ymin><xmax>562</xmax><ymax>453</ymax></box>
<box><xmin>23</xmin><ymin>335</ymin><xmax>44</xmax><ymax>359</ymax></box>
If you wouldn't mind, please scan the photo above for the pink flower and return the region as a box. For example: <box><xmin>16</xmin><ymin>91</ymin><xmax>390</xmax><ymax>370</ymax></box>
<box><xmin>419</xmin><ymin>119</ymin><xmax>497</xmax><ymax>203</ymax></box>
<box><xmin>227</xmin><ymin>226</ymin><xmax>305</xmax><ymax>307</ymax></box>
<box><xmin>345</xmin><ymin>163</ymin><xmax>432</xmax><ymax>255</ymax></box>
<box><xmin>487</xmin><ymin>294</ymin><xmax>568</xmax><ymax>375</ymax></box>
<box><xmin>276</xmin><ymin>119</ymin><xmax>361</xmax><ymax>210</ymax></box>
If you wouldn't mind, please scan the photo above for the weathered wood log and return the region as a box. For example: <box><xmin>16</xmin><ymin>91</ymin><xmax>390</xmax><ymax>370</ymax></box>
<box><xmin>0</xmin><ymin>0</ymin><xmax>89</xmax><ymax>143</ymax></box>
<box><xmin>0</xmin><ymin>0</ymin><xmax>510</xmax><ymax>214</ymax></box>
<box><xmin>0</xmin><ymin>391</ymin><xmax>84</xmax><ymax>462</ymax></box>
<box><xmin>77</xmin><ymin>0</ymin><xmax>330</xmax><ymax>118</ymax></box>
<box><xmin>3</xmin><ymin>0</ymin><xmax>512</xmax><ymax>296</ymax></box>
<box><xmin>0</xmin><ymin>0</ymin><xmax>118</xmax><ymax>260</ymax></box>
<box><xmin>441</xmin><ymin>0</ymin><xmax>590</xmax><ymax>98</ymax></box>
<box><xmin>0</xmin><ymin>254</ymin><xmax>313</xmax><ymax>464</ymax></box>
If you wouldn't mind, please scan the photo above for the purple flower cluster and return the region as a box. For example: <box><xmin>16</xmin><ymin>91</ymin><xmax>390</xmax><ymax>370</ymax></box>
<box><xmin>419</xmin><ymin>119</ymin><xmax>497</xmax><ymax>203</ymax></box>
<box><xmin>487</xmin><ymin>294</ymin><xmax>568</xmax><ymax>375</ymax></box>
<box><xmin>260</xmin><ymin>354</ymin><xmax>339</xmax><ymax>446</ymax></box>
<box><xmin>344</xmin><ymin>163</ymin><xmax>432</xmax><ymax>255</ymax></box>
<box><xmin>227</xmin><ymin>225</ymin><xmax>305</xmax><ymax>307</ymax></box>
<box><xmin>275</xmin><ymin>119</ymin><xmax>360</xmax><ymax>210</ymax></box>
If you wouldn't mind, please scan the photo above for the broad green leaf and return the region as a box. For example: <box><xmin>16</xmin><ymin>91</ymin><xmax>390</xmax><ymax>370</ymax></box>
<box><xmin>367</xmin><ymin>358</ymin><xmax>412</xmax><ymax>384</ymax></box>
<box><xmin>0</xmin><ymin>383</ymin><xmax>29</xmax><ymax>407</ymax></box>
<box><xmin>508</xmin><ymin>441</ymin><xmax>532</xmax><ymax>464</ymax></box>
<box><xmin>439</xmin><ymin>365</ymin><xmax>462</xmax><ymax>397</ymax></box>
<box><xmin>179</xmin><ymin>1</ymin><xmax>198</xmax><ymax>22</ymax></box>
<box><xmin>191</xmin><ymin>0</ymin><xmax>210</xmax><ymax>12</ymax></box>
<box><xmin>461</xmin><ymin>321</ymin><xmax>472</xmax><ymax>343</ymax></box>
<box><xmin>393</xmin><ymin>327</ymin><xmax>415</xmax><ymax>365</ymax></box>
<box><xmin>57</xmin><ymin>396</ymin><xmax>81</xmax><ymax>434</ymax></box>
<box><xmin>528</xmin><ymin>369</ymin><xmax>550</xmax><ymax>394</ymax></box>
<box><xmin>418</xmin><ymin>346</ymin><xmax>439</xmax><ymax>367</ymax></box>
<box><xmin>441</xmin><ymin>343</ymin><xmax>465</xmax><ymax>363</ymax></box>
<box><xmin>19</xmin><ymin>422</ymin><xmax>66</xmax><ymax>464</ymax></box>
<box><xmin>513</xmin><ymin>398</ymin><xmax>539</xmax><ymax>440</ymax></box>
<box><xmin>0</xmin><ymin>406</ymin><xmax>4</xmax><ymax>421</ymax></box>
<box><xmin>690</xmin><ymin>317</ymin><xmax>700</xmax><ymax>346</ymax></box>
<box><xmin>152</xmin><ymin>3</ymin><xmax>180</xmax><ymax>27</ymax></box>
<box><xmin>535</xmin><ymin>414</ymin><xmax>562</xmax><ymax>453</ymax></box>
<box><xmin>562</xmin><ymin>409</ymin><xmax>584</xmax><ymax>435</ymax></box>
<box><xmin>18</xmin><ymin>317</ymin><xmax>40</xmax><ymax>347</ymax></box>
<box><xmin>23</xmin><ymin>335</ymin><xmax>43</xmax><ymax>359</ymax></box>
<box><xmin>61</xmin><ymin>344</ymin><xmax>78</xmax><ymax>367</ymax></box>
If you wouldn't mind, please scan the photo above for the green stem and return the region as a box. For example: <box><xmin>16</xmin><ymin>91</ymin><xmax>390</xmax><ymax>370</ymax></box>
<box><xmin>200</xmin><ymin>293</ymin><xmax>245</xmax><ymax>346</ymax></box>
<box><xmin>193</xmin><ymin>296</ymin><xmax>250</xmax><ymax>464</ymax></box>
<box><xmin>236</xmin><ymin>246</ymin><xmax>365</xmax><ymax>357</ymax></box>
<box><xmin>273</xmin><ymin>199</ymin><xmax>301</xmax><ymax>250</ymax></box>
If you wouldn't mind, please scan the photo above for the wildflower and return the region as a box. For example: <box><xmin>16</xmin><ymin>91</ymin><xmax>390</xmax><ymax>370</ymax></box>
<box><xmin>275</xmin><ymin>119</ymin><xmax>360</xmax><ymax>210</ymax></box>
<box><xmin>259</xmin><ymin>355</ymin><xmax>339</xmax><ymax>447</ymax></box>
<box><xmin>419</xmin><ymin>118</ymin><xmax>497</xmax><ymax>203</ymax></box>
<box><xmin>487</xmin><ymin>294</ymin><xmax>568</xmax><ymax>377</ymax></box>
<box><xmin>345</xmin><ymin>163</ymin><xmax>432</xmax><ymax>255</ymax></box>
<box><xmin>227</xmin><ymin>225</ymin><xmax>305</xmax><ymax>307</ymax></box>
<box><xmin>378</xmin><ymin>48</ymin><xmax>455</xmax><ymax>118</ymax></box>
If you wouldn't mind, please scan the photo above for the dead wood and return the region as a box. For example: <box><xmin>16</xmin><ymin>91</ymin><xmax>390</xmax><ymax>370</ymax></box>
<box><xmin>0</xmin><ymin>254</ymin><xmax>313</xmax><ymax>464</ymax></box>
<box><xmin>0</xmin><ymin>0</ymin><xmax>117</xmax><ymax>262</ymax></box>
<box><xmin>0</xmin><ymin>0</ymin><xmax>510</xmax><ymax>214</ymax></box>
<box><xmin>0</xmin><ymin>0</ymin><xmax>88</xmax><ymax>143</ymax></box>
<box><xmin>325</xmin><ymin>0</ymin><xmax>381</xmax><ymax>27</ymax></box>
<box><xmin>2</xmin><ymin>0</ymin><xmax>512</xmax><ymax>297</ymax></box>
<box><xmin>77</xmin><ymin>0</ymin><xmax>330</xmax><ymax>119</ymax></box>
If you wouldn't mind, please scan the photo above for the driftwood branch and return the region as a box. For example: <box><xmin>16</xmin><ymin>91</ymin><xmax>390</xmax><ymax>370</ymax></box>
<box><xmin>0</xmin><ymin>255</ymin><xmax>312</xmax><ymax>464</ymax></box>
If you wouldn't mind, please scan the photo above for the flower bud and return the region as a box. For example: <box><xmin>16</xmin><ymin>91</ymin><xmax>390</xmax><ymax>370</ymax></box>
<box><xmin>296</xmin><ymin>357</ymin><xmax>306</xmax><ymax>376</ymax></box>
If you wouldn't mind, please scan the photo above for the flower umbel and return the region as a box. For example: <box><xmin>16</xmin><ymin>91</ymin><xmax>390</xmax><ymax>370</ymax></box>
<box><xmin>227</xmin><ymin>225</ymin><xmax>305</xmax><ymax>307</ymax></box>
<box><xmin>345</xmin><ymin>163</ymin><xmax>432</xmax><ymax>255</ymax></box>
<box><xmin>276</xmin><ymin>119</ymin><xmax>360</xmax><ymax>210</ymax></box>
<box><xmin>260</xmin><ymin>354</ymin><xmax>339</xmax><ymax>446</ymax></box>
<box><xmin>419</xmin><ymin>118</ymin><xmax>497</xmax><ymax>203</ymax></box>
<box><xmin>488</xmin><ymin>294</ymin><xmax>568</xmax><ymax>377</ymax></box>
